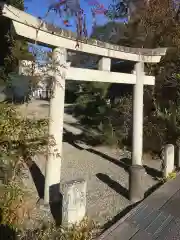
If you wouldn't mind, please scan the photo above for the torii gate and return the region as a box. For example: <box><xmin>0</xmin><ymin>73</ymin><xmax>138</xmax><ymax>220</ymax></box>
<box><xmin>0</xmin><ymin>3</ymin><xmax>167</xmax><ymax>204</ymax></box>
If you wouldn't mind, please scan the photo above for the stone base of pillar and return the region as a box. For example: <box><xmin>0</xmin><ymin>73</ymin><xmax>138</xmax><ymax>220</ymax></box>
<box><xmin>129</xmin><ymin>165</ymin><xmax>146</xmax><ymax>203</ymax></box>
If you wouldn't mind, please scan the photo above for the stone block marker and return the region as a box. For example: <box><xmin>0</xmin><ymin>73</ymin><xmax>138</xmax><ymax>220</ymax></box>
<box><xmin>62</xmin><ymin>179</ymin><xmax>87</xmax><ymax>225</ymax></box>
<box><xmin>163</xmin><ymin>144</ymin><xmax>175</xmax><ymax>178</ymax></box>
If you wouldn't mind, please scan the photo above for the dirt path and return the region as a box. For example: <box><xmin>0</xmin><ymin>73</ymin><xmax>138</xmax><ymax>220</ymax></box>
<box><xmin>18</xmin><ymin>100</ymin><xmax>161</xmax><ymax>226</ymax></box>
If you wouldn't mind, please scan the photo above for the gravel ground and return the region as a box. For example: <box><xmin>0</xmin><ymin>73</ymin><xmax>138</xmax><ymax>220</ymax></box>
<box><xmin>18</xmin><ymin>100</ymin><xmax>162</xmax><ymax>226</ymax></box>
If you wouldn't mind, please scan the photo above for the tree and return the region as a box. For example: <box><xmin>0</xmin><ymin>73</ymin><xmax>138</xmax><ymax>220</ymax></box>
<box><xmin>73</xmin><ymin>0</ymin><xmax>180</xmax><ymax>153</ymax></box>
<box><xmin>0</xmin><ymin>0</ymin><xmax>33</xmax><ymax>75</ymax></box>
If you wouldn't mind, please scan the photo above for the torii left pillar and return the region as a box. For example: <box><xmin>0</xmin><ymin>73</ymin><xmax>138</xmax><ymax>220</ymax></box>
<box><xmin>44</xmin><ymin>48</ymin><xmax>67</xmax><ymax>204</ymax></box>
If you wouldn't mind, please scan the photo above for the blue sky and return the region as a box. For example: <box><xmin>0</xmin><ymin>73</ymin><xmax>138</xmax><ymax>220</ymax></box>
<box><xmin>25</xmin><ymin>0</ymin><xmax>116</xmax><ymax>59</ymax></box>
<box><xmin>25</xmin><ymin>0</ymin><xmax>111</xmax><ymax>35</ymax></box>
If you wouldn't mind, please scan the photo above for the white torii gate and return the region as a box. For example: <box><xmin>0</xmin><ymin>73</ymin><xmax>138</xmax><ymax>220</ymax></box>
<box><xmin>1</xmin><ymin>3</ymin><xmax>167</xmax><ymax>204</ymax></box>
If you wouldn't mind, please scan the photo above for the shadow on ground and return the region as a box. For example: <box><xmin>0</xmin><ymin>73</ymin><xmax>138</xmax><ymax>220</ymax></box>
<box><xmin>0</xmin><ymin>209</ymin><xmax>17</xmax><ymax>239</ymax></box>
<box><xmin>26</xmin><ymin>158</ymin><xmax>63</xmax><ymax>226</ymax></box>
<box><xmin>0</xmin><ymin>224</ymin><xmax>17</xmax><ymax>240</ymax></box>
<box><xmin>88</xmin><ymin>148</ymin><xmax>129</xmax><ymax>171</ymax></box>
<box><xmin>39</xmin><ymin>103</ymin><xmax>77</xmax><ymax>114</ymax></box>
<box><xmin>39</xmin><ymin>103</ymin><xmax>49</xmax><ymax>108</ymax></box>
<box><xmin>63</xmin><ymin>126</ymin><xmax>164</xmax><ymax>232</ymax></box>
<box><xmin>64</xmin><ymin>104</ymin><xmax>75</xmax><ymax>115</ymax></box>
<box><xmin>96</xmin><ymin>173</ymin><xmax>129</xmax><ymax>199</ymax></box>
<box><xmin>101</xmin><ymin>202</ymin><xmax>139</xmax><ymax>233</ymax></box>
<box><xmin>120</xmin><ymin>158</ymin><xmax>162</xmax><ymax>179</ymax></box>
<box><xmin>100</xmin><ymin>179</ymin><xmax>164</xmax><ymax>233</ymax></box>
<box><xmin>63</xmin><ymin>127</ymin><xmax>162</xmax><ymax>179</ymax></box>
<box><xmin>63</xmin><ymin>122</ymin><xmax>104</xmax><ymax>146</ymax></box>
<box><xmin>63</xmin><ymin>128</ymin><xmax>84</xmax><ymax>150</ymax></box>
<box><xmin>144</xmin><ymin>181</ymin><xmax>164</xmax><ymax>198</ymax></box>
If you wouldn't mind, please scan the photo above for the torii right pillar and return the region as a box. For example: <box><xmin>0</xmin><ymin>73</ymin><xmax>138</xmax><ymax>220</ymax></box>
<box><xmin>129</xmin><ymin>61</ymin><xmax>146</xmax><ymax>203</ymax></box>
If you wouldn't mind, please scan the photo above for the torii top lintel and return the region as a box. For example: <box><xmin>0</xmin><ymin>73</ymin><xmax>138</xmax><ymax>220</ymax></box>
<box><xmin>0</xmin><ymin>3</ymin><xmax>167</xmax><ymax>63</ymax></box>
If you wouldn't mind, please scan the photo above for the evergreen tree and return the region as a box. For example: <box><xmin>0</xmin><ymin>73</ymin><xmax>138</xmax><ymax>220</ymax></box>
<box><xmin>0</xmin><ymin>0</ymin><xmax>33</xmax><ymax>75</ymax></box>
<box><xmin>74</xmin><ymin>0</ymin><xmax>180</xmax><ymax>153</ymax></box>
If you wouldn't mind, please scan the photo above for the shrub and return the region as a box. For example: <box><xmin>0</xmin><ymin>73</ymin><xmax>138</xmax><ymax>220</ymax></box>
<box><xmin>0</xmin><ymin>103</ymin><xmax>48</xmax><ymax>230</ymax></box>
<box><xmin>19</xmin><ymin>217</ymin><xmax>98</xmax><ymax>240</ymax></box>
<box><xmin>0</xmin><ymin>182</ymin><xmax>31</xmax><ymax>230</ymax></box>
<box><xmin>0</xmin><ymin>103</ymin><xmax>48</xmax><ymax>182</ymax></box>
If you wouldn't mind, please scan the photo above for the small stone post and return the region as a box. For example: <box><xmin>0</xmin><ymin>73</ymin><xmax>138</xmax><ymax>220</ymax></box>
<box><xmin>163</xmin><ymin>144</ymin><xmax>175</xmax><ymax>178</ymax></box>
<box><xmin>44</xmin><ymin>48</ymin><xmax>68</xmax><ymax>204</ymax></box>
<box><xmin>129</xmin><ymin>62</ymin><xmax>146</xmax><ymax>203</ymax></box>
<box><xmin>62</xmin><ymin>179</ymin><xmax>87</xmax><ymax>225</ymax></box>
